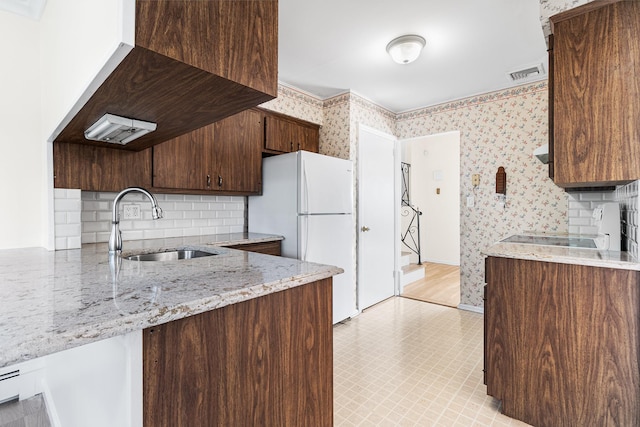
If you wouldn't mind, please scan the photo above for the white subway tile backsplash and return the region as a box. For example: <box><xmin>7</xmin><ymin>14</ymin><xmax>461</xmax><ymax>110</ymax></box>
<box><xmin>78</xmin><ymin>191</ymin><xmax>247</xmax><ymax>244</ymax></box>
<box><xmin>55</xmin><ymin>223</ymin><xmax>81</xmax><ymax>238</ymax></box>
<box><xmin>68</xmin><ymin>236</ymin><xmax>81</xmax><ymax>248</ymax></box>
<box><xmin>570</xmin><ymin>217</ymin><xmax>591</xmax><ymax>226</ymax></box>
<box><xmin>579</xmin><ymin>192</ymin><xmax>609</xmax><ymax>201</ymax></box>
<box><xmin>54</xmin><ymin>189</ymin><xmax>247</xmax><ymax>249</ymax></box>
<box><xmin>567</xmin><ymin>190</ymin><xmax>615</xmax><ymax>236</ymax></box>
<box><xmin>616</xmin><ymin>180</ymin><xmax>639</xmax><ymax>256</ymax></box>
<box><xmin>54</xmin><ymin>189</ymin><xmax>82</xmax><ymax>250</ymax></box>
<box><xmin>579</xmin><ymin>225</ymin><xmax>598</xmax><ymax>235</ymax></box>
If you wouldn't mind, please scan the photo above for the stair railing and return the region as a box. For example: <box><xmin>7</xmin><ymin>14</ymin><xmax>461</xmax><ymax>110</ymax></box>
<box><xmin>400</xmin><ymin>162</ymin><xmax>422</xmax><ymax>265</ymax></box>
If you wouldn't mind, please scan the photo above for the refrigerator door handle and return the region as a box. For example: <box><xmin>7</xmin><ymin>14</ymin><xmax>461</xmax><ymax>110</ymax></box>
<box><xmin>300</xmin><ymin>215</ymin><xmax>309</xmax><ymax>261</ymax></box>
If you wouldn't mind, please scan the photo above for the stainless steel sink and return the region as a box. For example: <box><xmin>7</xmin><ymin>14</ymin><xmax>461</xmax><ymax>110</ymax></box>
<box><xmin>124</xmin><ymin>249</ymin><xmax>217</xmax><ymax>262</ymax></box>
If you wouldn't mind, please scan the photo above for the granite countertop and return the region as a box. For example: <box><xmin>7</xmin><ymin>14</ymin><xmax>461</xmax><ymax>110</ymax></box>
<box><xmin>0</xmin><ymin>233</ymin><xmax>341</xmax><ymax>368</ymax></box>
<box><xmin>483</xmin><ymin>233</ymin><xmax>640</xmax><ymax>271</ymax></box>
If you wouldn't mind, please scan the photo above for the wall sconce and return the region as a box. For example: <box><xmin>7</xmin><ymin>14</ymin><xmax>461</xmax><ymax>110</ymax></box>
<box><xmin>386</xmin><ymin>35</ymin><xmax>426</xmax><ymax>64</ymax></box>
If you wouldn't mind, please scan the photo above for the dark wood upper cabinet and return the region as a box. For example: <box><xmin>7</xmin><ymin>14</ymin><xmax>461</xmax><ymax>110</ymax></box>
<box><xmin>264</xmin><ymin>112</ymin><xmax>320</xmax><ymax>154</ymax></box>
<box><xmin>152</xmin><ymin>126</ymin><xmax>212</xmax><ymax>191</ymax></box>
<box><xmin>53</xmin><ymin>143</ymin><xmax>152</xmax><ymax>192</ymax></box>
<box><xmin>152</xmin><ymin>109</ymin><xmax>263</xmax><ymax>194</ymax></box>
<box><xmin>54</xmin><ymin>109</ymin><xmax>316</xmax><ymax>195</ymax></box>
<box><xmin>53</xmin><ymin>0</ymin><xmax>277</xmax><ymax>152</ymax></box>
<box><xmin>550</xmin><ymin>0</ymin><xmax>640</xmax><ymax>187</ymax></box>
<box><xmin>213</xmin><ymin>109</ymin><xmax>264</xmax><ymax>193</ymax></box>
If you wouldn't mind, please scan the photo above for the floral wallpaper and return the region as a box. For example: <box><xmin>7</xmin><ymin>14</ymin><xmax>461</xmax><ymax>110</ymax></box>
<box><xmin>349</xmin><ymin>92</ymin><xmax>396</xmax><ymax>164</ymax></box>
<box><xmin>261</xmin><ymin>81</ymin><xmax>570</xmax><ymax>309</ymax></box>
<box><xmin>317</xmin><ymin>91</ymin><xmax>396</xmax><ymax>160</ymax></box>
<box><xmin>539</xmin><ymin>0</ymin><xmax>594</xmax><ymax>40</ymax></box>
<box><xmin>396</xmin><ymin>81</ymin><xmax>568</xmax><ymax>307</ymax></box>
<box><xmin>320</xmin><ymin>93</ymin><xmax>351</xmax><ymax>159</ymax></box>
<box><xmin>260</xmin><ymin>83</ymin><xmax>324</xmax><ymax>125</ymax></box>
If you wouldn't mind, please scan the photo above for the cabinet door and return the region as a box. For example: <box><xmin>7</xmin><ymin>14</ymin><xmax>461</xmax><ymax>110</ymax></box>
<box><xmin>143</xmin><ymin>279</ymin><xmax>333</xmax><ymax>426</ymax></box>
<box><xmin>213</xmin><ymin>109</ymin><xmax>263</xmax><ymax>193</ymax></box>
<box><xmin>53</xmin><ymin>142</ymin><xmax>152</xmax><ymax>192</ymax></box>
<box><xmin>298</xmin><ymin>125</ymin><xmax>319</xmax><ymax>153</ymax></box>
<box><xmin>227</xmin><ymin>240</ymin><xmax>281</xmax><ymax>256</ymax></box>
<box><xmin>152</xmin><ymin>125</ymin><xmax>212</xmax><ymax>190</ymax></box>
<box><xmin>552</xmin><ymin>1</ymin><xmax>640</xmax><ymax>186</ymax></box>
<box><xmin>485</xmin><ymin>256</ymin><xmax>640</xmax><ymax>426</ymax></box>
<box><xmin>264</xmin><ymin>115</ymin><xmax>296</xmax><ymax>153</ymax></box>
<box><xmin>264</xmin><ymin>114</ymin><xmax>320</xmax><ymax>154</ymax></box>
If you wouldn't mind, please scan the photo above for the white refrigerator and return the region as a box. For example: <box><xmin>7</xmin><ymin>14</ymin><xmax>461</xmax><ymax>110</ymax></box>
<box><xmin>249</xmin><ymin>151</ymin><xmax>355</xmax><ymax>324</ymax></box>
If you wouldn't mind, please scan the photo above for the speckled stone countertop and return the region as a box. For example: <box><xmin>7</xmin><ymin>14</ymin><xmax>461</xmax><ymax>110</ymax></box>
<box><xmin>483</xmin><ymin>233</ymin><xmax>640</xmax><ymax>271</ymax></box>
<box><xmin>0</xmin><ymin>233</ymin><xmax>341</xmax><ymax>369</ymax></box>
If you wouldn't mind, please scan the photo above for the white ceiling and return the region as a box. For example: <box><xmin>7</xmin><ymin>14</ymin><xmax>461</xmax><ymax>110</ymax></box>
<box><xmin>3</xmin><ymin>0</ymin><xmax>585</xmax><ymax>114</ymax></box>
<box><xmin>278</xmin><ymin>0</ymin><xmax>550</xmax><ymax>113</ymax></box>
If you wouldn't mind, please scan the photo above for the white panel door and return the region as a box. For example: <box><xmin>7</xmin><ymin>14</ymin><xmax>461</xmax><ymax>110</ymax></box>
<box><xmin>299</xmin><ymin>214</ymin><xmax>355</xmax><ymax>323</ymax></box>
<box><xmin>358</xmin><ymin>126</ymin><xmax>396</xmax><ymax>310</ymax></box>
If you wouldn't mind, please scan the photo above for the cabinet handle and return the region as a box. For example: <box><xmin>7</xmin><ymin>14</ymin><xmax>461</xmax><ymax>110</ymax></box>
<box><xmin>298</xmin><ymin>142</ymin><xmax>301</xmax><ymax>151</ymax></box>
<box><xmin>207</xmin><ymin>174</ymin><xmax>211</xmax><ymax>187</ymax></box>
<box><xmin>218</xmin><ymin>175</ymin><xmax>223</xmax><ymax>187</ymax></box>
<box><xmin>290</xmin><ymin>141</ymin><xmax>294</xmax><ymax>151</ymax></box>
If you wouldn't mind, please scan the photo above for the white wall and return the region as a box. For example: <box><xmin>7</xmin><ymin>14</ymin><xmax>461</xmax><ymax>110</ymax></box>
<box><xmin>0</xmin><ymin>12</ymin><xmax>45</xmax><ymax>249</ymax></box>
<box><xmin>403</xmin><ymin>132</ymin><xmax>460</xmax><ymax>265</ymax></box>
<box><xmin>0</xmin><ymin>0</ymin><xmax>133</xmax><ymax>250</ymax></box>
<box><xmin>39</xmin><ymin>0</ymin><xmax>133</xmax><ymax>141</ymax></box>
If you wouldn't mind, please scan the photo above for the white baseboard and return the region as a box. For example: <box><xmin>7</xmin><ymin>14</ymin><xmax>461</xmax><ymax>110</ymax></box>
<box><xmin>458</xmin><ymin>304</ymin><xmax>484</xmax><ymax>314</ymax></box>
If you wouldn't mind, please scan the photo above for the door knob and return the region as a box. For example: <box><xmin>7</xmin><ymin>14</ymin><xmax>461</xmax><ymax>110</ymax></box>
<box><xmin>361</xmin><ymin>226</ymin><xmax>370</xmax><ymax>232</ymax></box>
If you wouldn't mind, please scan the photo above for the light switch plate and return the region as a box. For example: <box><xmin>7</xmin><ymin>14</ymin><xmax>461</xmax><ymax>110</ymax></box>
<box><xmin>466</xmin><ymin>195</ymin><xmax>475</xmax><ymax>208</ymax></box>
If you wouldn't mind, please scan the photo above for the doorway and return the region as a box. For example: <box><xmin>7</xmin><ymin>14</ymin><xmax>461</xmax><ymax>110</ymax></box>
<box><xmin>399</xmin><ymin>131</ymin><xmax>461</xmax><ymax>307</ymax></box>
<box><xmin>357</xmin><ymin>125</ymin><xmax>397</xmax><ymax>311</ymax></box>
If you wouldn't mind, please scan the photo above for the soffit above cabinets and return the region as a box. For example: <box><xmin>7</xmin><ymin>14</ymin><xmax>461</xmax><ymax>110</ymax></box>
<box><xmin>50</xmin><ymin>0</ymin><xmax>278</xmax><ymax>151</ymax></box>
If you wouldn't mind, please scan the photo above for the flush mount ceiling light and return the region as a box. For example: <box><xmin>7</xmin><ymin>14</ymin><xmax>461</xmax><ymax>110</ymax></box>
<box><xmin>386</xmin><ymin>35</ymin><xmax>426</xmax><ymax>64</ymax></box>
<box><xmin>84</xmin><ymin>113</ymin><xmax>157</xmax><ymax>145</ymax></box>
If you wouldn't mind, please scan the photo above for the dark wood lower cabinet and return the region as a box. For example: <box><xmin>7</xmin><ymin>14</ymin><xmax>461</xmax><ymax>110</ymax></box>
<box><xmin>227</xmin><ymin>240</ymin><xmax>281</xmax><ymax>256</ymax></box>
<box><xmin>143</xmin><ymin>278</ymin><xmax>333</xmax><ymax>426</ymax></box>
<box><xmin>485</xmin><ymin>257</ymin><xmax>640</xmax><ymax>426</ymax></box>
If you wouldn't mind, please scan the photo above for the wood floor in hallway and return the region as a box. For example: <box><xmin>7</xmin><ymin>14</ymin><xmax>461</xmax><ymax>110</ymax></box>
<box><xmin>401</xmin><ymin>262</ymin><xmax>460</xmax><ymax>307</ymax></box>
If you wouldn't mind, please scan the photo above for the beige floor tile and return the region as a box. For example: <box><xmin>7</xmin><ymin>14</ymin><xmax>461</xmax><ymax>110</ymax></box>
<box><xmin>334</xmin><ymin>297</ymin><xmax>531</xmax><ymax>426</ymax></box>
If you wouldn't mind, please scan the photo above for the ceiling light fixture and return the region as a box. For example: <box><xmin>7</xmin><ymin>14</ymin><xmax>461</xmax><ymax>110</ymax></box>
<box><xmin>386</xmin><ymin>35</ymin><xmax>426</xmax><ymax>65</ymax></box>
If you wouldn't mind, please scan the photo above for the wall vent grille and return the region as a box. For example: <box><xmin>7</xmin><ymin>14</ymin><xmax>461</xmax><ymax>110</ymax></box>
<box><xmin>508</xmin><ymin>64</ymin><xmax>545</xmax><ymax>81</ymax></box>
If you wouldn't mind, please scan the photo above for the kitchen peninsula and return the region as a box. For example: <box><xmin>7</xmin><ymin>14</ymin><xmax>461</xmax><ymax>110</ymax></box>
<box><xmin>483</xmin><ymin>237</ymin><xmax>640</xmax><ymax>426</ymax></box>
<box><xmin>0</xmin><ymin>233</ymin><xmax>339</xmax><ymax>426</ymax></box>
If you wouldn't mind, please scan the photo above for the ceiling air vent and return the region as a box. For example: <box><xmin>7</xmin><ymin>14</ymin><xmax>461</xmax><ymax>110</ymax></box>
<box><xmin>507</xmin><ymin>64</ymin><xmax>545</xmax><ymax>82</ymax></box>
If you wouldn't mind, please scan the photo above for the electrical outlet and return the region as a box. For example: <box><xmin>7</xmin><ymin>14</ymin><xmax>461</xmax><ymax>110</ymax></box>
<box><xmin>123</xmin><ymin>204</ymin><xmax>141</xmax><ymax>220</ymax></box>
<box><xmin>472</xmin><ymin>173</ymin><xmax>480</xmax><ymax>187</ymax></box>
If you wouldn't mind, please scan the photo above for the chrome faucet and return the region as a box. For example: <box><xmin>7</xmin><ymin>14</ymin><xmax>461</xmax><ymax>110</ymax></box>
<box><xmin>108</xmin><ymin>187</ymin><xmax>163</xmax><ymax>254</ymax></box>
